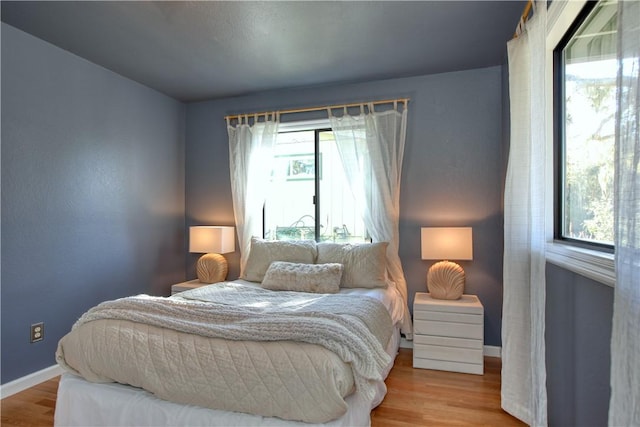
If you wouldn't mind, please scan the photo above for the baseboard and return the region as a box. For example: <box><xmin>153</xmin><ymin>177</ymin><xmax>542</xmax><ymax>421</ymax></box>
<box><xmin>1</xmin><ymin>364</ymin><xmax>63</xmax><ymax>399</ymax></box>
<box><xmin>400</xmin><ymin>338</ymin><xmax>501</xmax><ymax>359</ymax></box>
<box><xmin>483</xmin><ymin>345</ymin><xmax>502</xmax><ymax>358</ymax></box>
<box><xmin>400</xmin><ymin>336</ymin><xmax>413</xmax><ymax>349</ymax></box>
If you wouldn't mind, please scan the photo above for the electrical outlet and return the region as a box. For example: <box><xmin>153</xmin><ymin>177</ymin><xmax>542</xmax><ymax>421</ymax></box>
<box><xmin>30</xmin><ymin>322</ymin><xmax>44</xmax><ymax>343</ymax></box>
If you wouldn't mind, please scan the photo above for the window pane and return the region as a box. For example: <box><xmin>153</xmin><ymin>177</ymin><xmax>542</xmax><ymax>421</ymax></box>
<box><xmin>264</xmin><ymin>129</ymin><xmax>367</xmax><ymax>243</ymax></box>
<box><xmin>265</xmin><ymin>131</ymin><xmax>316</xmax><ymax>241</ymax></box>
<box><xmin>318</xmin><ymin>131</ymin><xmax>367</xmax><ymax>243</ymax></box>
<box><xmin>562</xmin><ymin>0</ymin><xmax>616</xmax><ymax>246</ymax></box>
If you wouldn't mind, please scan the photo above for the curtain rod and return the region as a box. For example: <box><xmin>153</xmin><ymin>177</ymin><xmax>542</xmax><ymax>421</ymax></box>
<box><xmin>223</xmin><ymin>97</ymin><xmax>410</xmax><ymax>122</ymax></box>
<box><xmin>513</xmin><ymin>0</ymin><xmax>533</xmax><ymax>39</ymax></box>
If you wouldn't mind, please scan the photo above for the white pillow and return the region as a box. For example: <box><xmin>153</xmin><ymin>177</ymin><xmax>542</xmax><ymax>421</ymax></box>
<box><xmin>243</xmin><ymin>238</ymin><xmax>317</xmax><ymax>283</ymax></box>
<box><xmin>316</xmin><ymin>242</ymin><xmax>389</xmax><ymax>288</ymax></box>
<box><xmin>261</xmin><ymin>261</ymin><xmax>343</xmax><ymax>293</ymax></box>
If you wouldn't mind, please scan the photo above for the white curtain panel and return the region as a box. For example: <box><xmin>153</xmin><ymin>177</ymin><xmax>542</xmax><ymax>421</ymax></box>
<box><xmin>609</xmin><ymin>1</ymin><xmax>640</xmax><ymax>425</ymax></box>
<box><xmin>227</xmin><ymin>114</ymin><xmax>279</xmax><ymax>276</ymax></box>
<box><xmin>328</xmin><ymin>102</ymin><xmax>413</xmax><ymax>338</ymax></box>
<box><xmin>502</xmin><ymin>1</ymin><xmax>547</xmax><ymax>425</ymax></box>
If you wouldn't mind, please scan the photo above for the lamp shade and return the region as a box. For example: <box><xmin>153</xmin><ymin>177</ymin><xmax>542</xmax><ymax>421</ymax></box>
<box><xmin>189</xmin><ymin>226</ymin><xmax>235</xmax><ymax>254</ymax></box>
<box><xmin>421</xmin><ymin>227</ymin><xmax>473</xmax><ymax>260</ymax></box>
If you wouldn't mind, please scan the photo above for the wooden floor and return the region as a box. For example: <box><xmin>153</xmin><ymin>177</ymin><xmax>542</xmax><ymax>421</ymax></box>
<box><xmin>1</xmin><ymin>348</ymin><xmax>524</xmax><ymax>427</ymax></box>
<box><xmin>1</xmin><ymin>375</ymin><xmax>59</xmax><ymax>427</ymax></box>
<box><xmin>371</xmin><ymin>349</ymin><xmax>525</xmax><ymax>426</ymax></box>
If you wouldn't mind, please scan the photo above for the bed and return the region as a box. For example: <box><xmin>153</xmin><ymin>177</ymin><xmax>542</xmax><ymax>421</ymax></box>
<box><xmin>54</xmin><ymin>239</ymin><xmax>410</xmax><ymax>426</ymax></box>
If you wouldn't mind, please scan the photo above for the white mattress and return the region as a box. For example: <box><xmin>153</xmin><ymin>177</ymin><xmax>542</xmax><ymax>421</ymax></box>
<box><xmin>54</xmin><ymin>285</ymin><xmax>404</xmax><ymax>427</ymax></box>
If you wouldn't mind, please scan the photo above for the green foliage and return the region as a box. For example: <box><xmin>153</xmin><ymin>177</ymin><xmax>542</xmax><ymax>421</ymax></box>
<box><xmin>564</xmin><ymin>72</ymin><xmax>615</xmax><ymax>245</ymax></box>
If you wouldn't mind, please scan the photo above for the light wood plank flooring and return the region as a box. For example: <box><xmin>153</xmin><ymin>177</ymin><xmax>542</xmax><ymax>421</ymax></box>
<box><xmin>2</xmin><ymin>349</ymin><xmax>524</xmax><ymax>426</ymax></box>
<box><xmin>371</xmin><ymin>349</ymin><xmax>525</xmax><ymax>426</ymax></box>
<box><xmin>1</xmin><ymin>375</ymin><xmax>59</xmax><ymax>427</ymax></box>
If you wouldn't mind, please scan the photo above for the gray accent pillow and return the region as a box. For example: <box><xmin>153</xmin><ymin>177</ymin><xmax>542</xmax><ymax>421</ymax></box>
<box><xmin>243</xmin><ymin>238</ymin><xmax>317</xmax><ymax>282</ymax></box>
<box><xmin>261</xmin><ymin>261</ymin><xmax>343</xmax><ymax>293</ymax></box>
<box><xmin>316</xmin><ymin>242</ymin><xmax>389</xmax><ymax>288</ymax></box>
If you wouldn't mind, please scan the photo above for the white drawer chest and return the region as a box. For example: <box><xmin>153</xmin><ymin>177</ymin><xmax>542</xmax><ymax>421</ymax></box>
<box><xmin>413</xmin><ymin>292</ymin><xmax>484</xmax><ymax>375</ymax></box>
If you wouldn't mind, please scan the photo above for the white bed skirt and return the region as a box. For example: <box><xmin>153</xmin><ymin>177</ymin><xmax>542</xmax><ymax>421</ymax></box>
<box><xmin>54</xmin><ymin>327</ymin><xmax>400</xmax><ymax>427</ymax></box>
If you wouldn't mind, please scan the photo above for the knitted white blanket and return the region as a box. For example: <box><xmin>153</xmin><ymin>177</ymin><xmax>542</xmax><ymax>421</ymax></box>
<box><xmin>70</xmin><ymin>282</ymin><xmax>393</xmax><ymax>401</ymax></box>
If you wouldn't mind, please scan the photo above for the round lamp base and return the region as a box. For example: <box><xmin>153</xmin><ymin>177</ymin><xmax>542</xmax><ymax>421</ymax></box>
<box><xmin>197</xmin><ymin>253</ymin><xmax>228</xmax><ymax>283</ymax></box>
<box><xmin>427</xmin><ymin>260</ymin><xmax>465</xmax><ymax>300</ymax></box>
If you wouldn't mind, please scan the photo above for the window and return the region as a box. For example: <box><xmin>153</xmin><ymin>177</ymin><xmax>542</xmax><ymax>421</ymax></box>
<box><xmin>263</xmin><ymin>127</ymin><xmax>368</xmax><ymax>243</ymax></box>
<box><xmin>555</xmin><ymin>0</ymin><xmax>617</xmax><ymax>250</ymax></box>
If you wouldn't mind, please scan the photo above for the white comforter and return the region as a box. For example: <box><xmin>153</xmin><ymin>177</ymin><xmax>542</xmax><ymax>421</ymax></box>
<box><xmin>56</xmin><ymin>282</ymin><xmax>398</xmax><ymax>423</ymax></box>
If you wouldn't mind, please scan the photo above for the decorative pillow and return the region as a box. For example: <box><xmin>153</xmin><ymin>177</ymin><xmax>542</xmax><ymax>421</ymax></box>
<box><xmin>243</xmin><ymin>238</ymin><xmax>317</xmax><ymax>283</ymax></box>
<box><xmin>316</xmin><ymin>242</ymin><xmax>389</xmax><ymax>288</ymax></box>
<box><xmin>261</xmin><ymin>261</ymin><xmax>343</xmax><ymax>293</ymax></box>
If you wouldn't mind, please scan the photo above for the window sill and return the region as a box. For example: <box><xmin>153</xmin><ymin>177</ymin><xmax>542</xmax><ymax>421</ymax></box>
<box><xmin>546</xmin><ymin>242</ymin><xmax>615</xmax><ymax>287</ymax></box>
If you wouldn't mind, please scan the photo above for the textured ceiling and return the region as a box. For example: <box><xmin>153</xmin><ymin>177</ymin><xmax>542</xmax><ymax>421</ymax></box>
<box><xmin>1</xmin><ymin>1</ymin><xmax>526</xmax><ymax>102</ymax></box>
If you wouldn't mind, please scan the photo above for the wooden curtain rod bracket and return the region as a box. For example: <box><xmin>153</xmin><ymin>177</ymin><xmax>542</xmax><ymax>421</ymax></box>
<box><xmin>224</xmin><ymin>98</ymin><xmax>410</xmax><ymax>122</ymax></box>
<box><xmin>513</xmin><ymin>0</ymin><xmax>533</xmax><ymax>39</ymax></box>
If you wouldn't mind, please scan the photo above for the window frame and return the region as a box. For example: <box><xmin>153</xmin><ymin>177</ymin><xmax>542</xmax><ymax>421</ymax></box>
<box><xmin>262</xmin><ymin>126</ymin><xmax>322</xmax><ymax>241</ymax></box>
<box><xmin>263</xmin><ymin>119</ymin><xmax>368</xmax><ymax>243</ymax></box>
<box><xmin>545</xmin><ymin>0</ymin><xmax>615</xmax><ymax>287</ymax></box>
<box><xmin>553</xmin><ymin>0</ymin><xmax>615</xmax><ymax>253</ymax></box>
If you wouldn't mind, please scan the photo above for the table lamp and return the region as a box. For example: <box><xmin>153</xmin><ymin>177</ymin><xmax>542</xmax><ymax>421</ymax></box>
<box><xmin>421</xmin><ymin>227</ymin><xmax>473</xmax><ymax>300</ymax></box>
<box><xmin>189</xmin><ymin>226</ymin><xmax>235</xmax><ymax>283</ymax></box>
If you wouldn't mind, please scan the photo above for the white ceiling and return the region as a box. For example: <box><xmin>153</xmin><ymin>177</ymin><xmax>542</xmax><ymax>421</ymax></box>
<box><xmin>1</xmin><ymin>1</ymin><xmax>526</xmax><ymax>102</ymax></box>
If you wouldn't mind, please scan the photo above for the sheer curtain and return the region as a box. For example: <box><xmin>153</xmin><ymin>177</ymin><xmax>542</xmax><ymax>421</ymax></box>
<box><xmin>502</xmin><ymin>1</ymin><xmax>547</xmax><ymax>425</ymax></box>
<box><xmin>609</xmin><ymin>1</ymin><xmax>639</xmax><ymax>425</ymax></box>
<box><xmin>227</xmin><ymin>113</ymin><xmax>279</xmax><ymax>276</ymax></box>
<box><xmin>328</xmin><ymin>102</ymin><xmax>412</xmax><ymax>338</ymax></box>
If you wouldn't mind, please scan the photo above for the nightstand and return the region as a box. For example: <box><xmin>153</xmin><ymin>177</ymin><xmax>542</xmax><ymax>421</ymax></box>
<box><xmin>413</xmin><ymin>292</ymin><xmax>484</xmax><ymax>375</ymax></box>
<box><xmin>171</xmin><ymin>279</ymin><xmax>210</xmax><ymax>295</ymax></box>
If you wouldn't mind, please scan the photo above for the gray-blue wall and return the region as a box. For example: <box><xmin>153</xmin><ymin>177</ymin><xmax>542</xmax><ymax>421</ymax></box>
<box><xmin>1</xmin><ymin>23</ymin><xmax>187</xmax><ymax>383</ymax></box>
<box><xmin>186</xmin><ymin>66</ymin><xmax>506</xmax><ymax>346</ymax></box>
<box><xmin>546</xmin><ymin>263</ymin><xmax>613</xmax><ymax>426</ymax></box>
